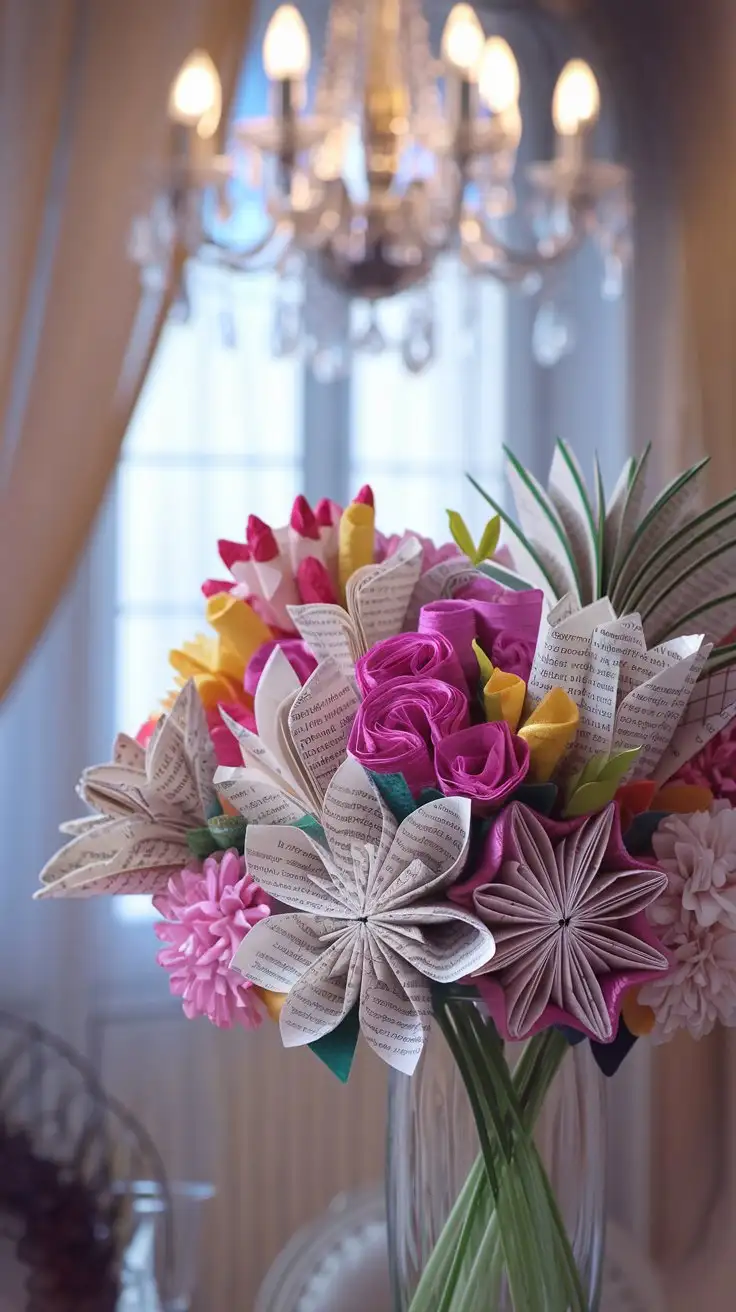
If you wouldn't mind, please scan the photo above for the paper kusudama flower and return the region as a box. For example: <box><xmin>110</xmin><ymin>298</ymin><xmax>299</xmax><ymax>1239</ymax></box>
<box><xmin>454</xmin><ymin>802</ymin><xmax>669</xmax><ymax>1042</ymax></box>
<box><xmin>648</xmin><ymin>803</ymin><xmax>736</xmax><ymax>930</ymax></box>
<box><xmin>37</xmin><ymin>682</ymin><xmax>218</xmax><ymax>898</ymax></box>
<box><xmin>348</xmin><ymin>676</ymin><xmax>470</xmax><ymax>795</ymax></box>
<box><xmin>356</xmin><ymin>632</ymin><xmax>468</xmax><ymax>696</ymax></box>
<box><xmin>154</xmin><ymin>850</ymin><xmax>272</xmax><ymax>1029</ymax></box>
<box><xmin>435</xmin><ymin>722</ymin><xmax>529</xmax><ymax>814</ymax></box>
<box><xmin>231</xmin><ymin>758</ymin><xmax>495</xmax><ymax>1073</ymax></box>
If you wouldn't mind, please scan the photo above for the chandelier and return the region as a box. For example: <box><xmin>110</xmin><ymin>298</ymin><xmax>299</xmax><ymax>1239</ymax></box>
<box><xmin>132</xmin><ymin>0</ymin><xmax>631</xmax><ymax>374</ymax></box>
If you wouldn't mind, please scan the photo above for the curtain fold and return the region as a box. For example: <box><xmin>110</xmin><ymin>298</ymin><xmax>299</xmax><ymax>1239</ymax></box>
<box><xmin>0</xmin><ymin>0</ymin><xmax>254</xmax><ymax>701</ymax></box>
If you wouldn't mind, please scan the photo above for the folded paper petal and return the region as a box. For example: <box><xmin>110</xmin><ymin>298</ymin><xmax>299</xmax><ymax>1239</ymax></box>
<box><xmin>435</xmin><ymin>722</ymin><xmax>529</xmax><ymax>815</ymax></box>
<box><xmin>518</xmin><ymin>687</ymin><xmax>579</xmax><ymax>782</ymax></box>
<box><xmin>348</xmin><ymin>676</ymin><xmax>469</xmax><ymax>795</ymax></box>
<box><xmin>482</xmin><ymin>668</ymin><xmax>526</xmax><ymax>731</ymax></box>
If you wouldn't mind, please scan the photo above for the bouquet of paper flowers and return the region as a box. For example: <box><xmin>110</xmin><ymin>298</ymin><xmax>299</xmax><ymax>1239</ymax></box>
<box><xmin>37</xmin><ymin>447</ymin><xmax>736</xmax><ymax>1311</ymax></box>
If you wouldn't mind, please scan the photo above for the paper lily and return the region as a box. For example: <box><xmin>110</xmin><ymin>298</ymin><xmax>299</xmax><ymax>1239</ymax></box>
<box><xmin>454</xmin><ymin>801</ymin><xmax>669</xmax><ymax>1042</ymax></box>
<box><xmin>231</xmin><ymin>758</ymin><xmax>495</xmax><ymax>1073</ymax></box>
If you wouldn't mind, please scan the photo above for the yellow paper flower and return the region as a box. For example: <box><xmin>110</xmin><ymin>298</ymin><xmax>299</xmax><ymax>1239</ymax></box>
<box><xmin>482</xmin><ymin>666</ymin><xmax>579</xmax><ymax>783</ymax></box>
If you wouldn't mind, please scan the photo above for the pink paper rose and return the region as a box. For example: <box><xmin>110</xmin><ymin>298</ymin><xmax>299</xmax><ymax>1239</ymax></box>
<box><xmin>348</xmin><ymin>676</ymin><xmax>470</xmax><ymax>795</ymax></box>
<box><xmin>435</xmin><ymin>722</ymin><xmax>529</xmax><ymax>815</ymax></box>
<box><xmin>356</xmin><ymin>632</ymin><xmax>467</xmax><ymax>697</ymax></box>
<box><xmin>419</xmin><ymin>587</ymin><xmax>543</xmax><ymax>685</ymax></box>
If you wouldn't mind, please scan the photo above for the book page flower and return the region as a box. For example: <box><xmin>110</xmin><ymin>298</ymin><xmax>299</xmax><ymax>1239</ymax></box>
<box><xmin>231</xmin><ymin>758</ymin><xmax>495</xmax><ymax>1073</ymax></box>
<box><xmin>348</xmin><ymin>676</ymin><xmax>470</xmax><ymax>795</ymax></box>
<box><xmin>639</xmin><ymin>918</ymin><xmax>736</xmax><ymax>1041</ymax></box>
<box><xmin>435</xmin><ymin>722</ymin><xmax>529</xmax><ymax>815</ymax></box>
<box><xmin>649</xmin><ymin>803</ymin><xmax>736</xmax><ymax>929</ymax></box>
<box><xmin>454</xmin><ymin>802</ymin><xmax>669</xmax><ymax>1042</ymax></box>
<box><xmin>154</xmin><ymin>850</ymin><xmax>272</xmax><ymax>1029</ymax></box>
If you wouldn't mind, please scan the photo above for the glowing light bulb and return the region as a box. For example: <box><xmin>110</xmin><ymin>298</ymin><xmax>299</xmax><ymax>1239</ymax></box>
<box><xmin>442</xmin><ymin>4</ymin><xmax>485</xmax><ymax>78</ymax></box>
<box><xmin>479</xmin><ymin>37</ymin><xmax>520</xmax><ymax>113</ymax></box>
<box><xmin>263</xmin><ymin>5</ymin><xmax>311</xmax><ymax>80</ymax></box>
<box><xmin>552</xmin><ymin>59</ymin><xmax>600</xmax><ymax>135</ymax></box>
<box><xmin>169</xmin><ymin>50</ymin><xmax>222</xmax><ymax>138</ymax></box>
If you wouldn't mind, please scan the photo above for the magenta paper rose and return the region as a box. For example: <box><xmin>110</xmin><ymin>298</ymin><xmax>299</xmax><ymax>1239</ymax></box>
<box><xmin>356</xmin><ymin>632</ymin><xmax>467</xmax><ymax>697</ymax></box>
<box><xmin>419</xmin><ymin>588</ymin><xmax>543</xmax><ymax>685</ymax></box>
<box><xmin>451</xmin><ymin>802</ymin><xmax>669</xmax><ymax>1042</ymax></box>
<box><xmin>244</xmin><ymin>637</ymin><xmax>317</xmax><ymax>696</ymax></box>
<box><xmin>435</xmin><ymin>722</ymin><xmax>529</xmax><ymax>815</ymax></box>
<box><xmin>348</xmin><ymin>676</ymin><xmax>470</xmax><ymax>795</ymax></box>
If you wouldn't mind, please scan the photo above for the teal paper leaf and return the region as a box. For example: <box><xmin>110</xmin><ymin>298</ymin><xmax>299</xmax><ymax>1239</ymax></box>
<box><xmin>367</xmin><ymin>771</ymin><xmax>417</xmax><ymax>823</ymax></box>
<box><xmin>416</xmin><ymin>787</ymin><xmax>444</xmax><ymax>807</ymax></box>
<box><xmin>207</xmin><ymin>814</ymin><xmax>247</xmax><ymax>851</ymax></box>
<box><xmin>309</xmin><ymin>1008</ymin><xmax>360</xmax><ymax>1083</ymax></box>
<box><xmin>509</xmin><ymin>783</ymin><xmax>558</xmax><ymax>816</ymax></box>
<box><xmin>292</xmin><ymin>815</ymin><xmax>327</xmax><ymax>844</ymax></box>
<box><xmin>623</xmin><ymin>811</ymin><xmax>669</xmax><ymax>855</ymax></box>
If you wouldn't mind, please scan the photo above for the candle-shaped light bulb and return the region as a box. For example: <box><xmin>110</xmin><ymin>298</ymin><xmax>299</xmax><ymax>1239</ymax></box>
<box><xmin>263</xmin><ymin>5</ymin><xmax>311</xmax><ymax>80</ymax></box>
<box><xmin>169</xmin><ymin>50</ymin><xmax>222</xmax><ymax>138</ymax></box>
<box><xmin>442</xmin><ymin>4</ymin><xmax>485</xmax><ymax>79</ymax></box>
<box><xmin>479</xmin><ymin>36</ymin><xmax>519</xmax><ymax>113</ymax></box>
<box><xmin>552</xmin><ymin>59</ymin><xmax>600</xmax><ymax>135</ymax></box>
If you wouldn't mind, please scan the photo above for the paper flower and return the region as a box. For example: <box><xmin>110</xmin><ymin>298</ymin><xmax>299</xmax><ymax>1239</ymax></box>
<box><xmin>154</xmin><ymin>850</ymin><xmax>272</xmax><ymax>1029</ymax></box>
<box><xmin>376</xmin><ymin>530</ymin><xmax>460</xmax><ymax>572</ymax></box>
<box><xmin>356</xmin><ymin>632</ymin><xmax>467</xmax><ymax>696</ymax></box>
<box><xmin>348</xmin><ymin>676</ymin><xmax>470</xmax><ymax>795</ymax></box>
<box><xmin>231</xmin><ymin>758</ymin><xmax>495</xmax><ymax>1073</ymax></box>
<box><xmin>435</xmin><ymin>722</ymin><xmax>529</xmax><ymax>814</ymax></box>
<box><xmin>418</xmin><ymin>589</ymin><xmax>543</xmax><ymax>686</ymax></box>
<box><xmin>206</xmin><ymin>703</ymin><xmax>257</xmax><ymax>767</ymax></box>
<box><xmin>244</xmin><ymin>637</ymin><xmax>317</xmax><ymax>696</ymax></box>
<box><xmin>647</xmin><ymin>803</ymin><xmax>736</xmax><ymax>929</ymax></box>
<box><xmin>673</xmin><ymin>723</ymin><xmax>736</xmax><ymax>804</ymax></box>
<box><xmin>453</xmin><ymin>802</ymin><xmax>669</xmax><ymax>1042</ymax></box>
<box><xmin>639</xmin><ymin>919</ymin><xmax>736</xmax><ymax>1041</ymax></box>
<box><xmin>36</xmin><ymin>682</ymin><xmax>218</xmax><ymax>898</ymax></box>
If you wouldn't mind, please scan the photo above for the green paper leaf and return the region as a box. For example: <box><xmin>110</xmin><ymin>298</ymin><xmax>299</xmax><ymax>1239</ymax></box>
<box><xmin>446</xmin><ymin>509</ymin><xmax>476</xmax><ymax>559</ymax></box>
<box><xmin>596</xmin><ymin>746</ymin><xmax>641</xmax><ymax>785</ymax></box>
<box><xmin>417</xmin><ymin>787</ymin><xmax>444</xmax><ymax>807</ymax></box>
<box><xmin>292</xmin><ymin>814</ymin><xmax>327</xmax><ymax>844</ymax></box>
<box><xmin>624</xmin><ymin>811</ymin><xmax>669</xmax><ymax>855</ymax></box>
<box><xmin>577</xmin><ymin>752</ymin><xmax>609</xmax><ymax>790</ymax></box>
<box><xmin>509</xmin><ymin>782</ymin><xmax>558</xmax><ymax>815</ymax></box>
<box><xmin>186</xmin><ymin>826</ymin><xmax>219</xmax><ymax>858</ymax></box>
<box><xmin>472</xmin><ymin>638</ymin><xmax>494</xmax><ymax>688</ymax></box>
<box><xmin>308</xmin><ymin>1008</ymin><xmax>360</xmax><ymax>1083</ymax></box>
<box><xmin>563</xmin><ymin>780</ymin><xmax>617</xmax><ymax>818</ymax></box>
<box><xmin>473</xmin><ymin>515</ymin><xmax>501</xmax><ymax>565</ymax></box>
<box><xmin>368</xmin><ymin>770</ymin><xmax>417</xmax><ymax>822</ymax></box>
<box><xmin>207</xmin><ymin>813</ymin><xmax>247</xmax><ymax>851</ymax></box>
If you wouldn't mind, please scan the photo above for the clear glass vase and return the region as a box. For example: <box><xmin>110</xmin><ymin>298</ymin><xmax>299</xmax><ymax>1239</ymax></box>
<box><xmin>386</xmin><ymin>999</ymin><xmax>606</xmax><ymax>1312</ymax></box>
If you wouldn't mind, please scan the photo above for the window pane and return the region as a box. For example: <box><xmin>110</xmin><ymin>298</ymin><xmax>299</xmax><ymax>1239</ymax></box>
<box><xmin>116</xmin><ymin>611</ymin><xmax>204</xmax><ymax>731</ymax></box>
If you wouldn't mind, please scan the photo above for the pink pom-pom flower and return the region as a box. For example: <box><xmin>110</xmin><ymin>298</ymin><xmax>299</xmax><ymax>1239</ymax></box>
<box><xmin>153</xmin><ymin>850</ymin><xmax>272</xmax><ymax>1030</ymax></box>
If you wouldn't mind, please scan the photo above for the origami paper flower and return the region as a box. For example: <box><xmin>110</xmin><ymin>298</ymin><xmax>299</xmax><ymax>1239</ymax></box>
<box><xmin>348</xmin><ymin>676</ymin><xmax>470</xmax><ymax>795</ymax></box>
<box><xmin>419</xmin><ymin>588</ymin><xmax>543</xmax><ymax>685</ymax></box>
<box><xmin>36</xmin><ymin>682</ymin><xmax>218</xmax><ymax>898</ymax></box>
<box><xmin>453</xmin><ymin>802</ymin><xmax>669</xmax><ymax>1042</ymax></box>
<box><xmin>154</xmin><ymin>850</ymin><xmax>273</xmax><ymax>1029</ymax></box>
<box><xmin>639</xmin><ymin>917</ymin><xmax>736</xmax><ymax>1041</ymax></box>
<box><xmin>647</xmin><ymin>802</ymin><xmax>736</xmax><ymax>930</ymax></box>
<box><xmin>673</xmin><ymin>723</ymin><xmax>736</xmax><ymax>804</ymax></box>
<box><xmin>435</xmin><ymin>722</ymin><xmax>529</xmax><ymax>814</ymax></box>
<box><xmin>231</xmin><ymin>758</ymin><xmax>495</xmax><ymax>1073</ymax></box>
<box><xmin>356</xmin><ymin>632</ymin><xmax>467</xmax><ymax>696</ymax></box>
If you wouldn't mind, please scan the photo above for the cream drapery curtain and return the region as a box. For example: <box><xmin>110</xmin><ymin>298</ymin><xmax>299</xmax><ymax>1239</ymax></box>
<box><xmin>0</xmin><ymin>0</ymin><xmax>255</xmax><ymax>700</ymax></box>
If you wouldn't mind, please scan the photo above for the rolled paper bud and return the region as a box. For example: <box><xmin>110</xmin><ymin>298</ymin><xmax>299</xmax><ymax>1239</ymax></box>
<box><xmin>490</xmin><ymin>631</ymin><xmax>536</xmax><ymax>683</ymax></box>
<box><xmin>338</xmin><ymin>500</ymin><xmax>375</xmax><ymax>598</ymax></box>
<box><xmin>245</xmin><ymin>514</ymin><xmax>300</xmax><ymax>628</ymax></box>
<box><xmin>517</xmin><ymin>687</ymin><xmax>579</xmax><ymax>783</ymax></box>
<box><xmin>356</xmin><ymin>632</ymin><xmax>467</xmax><ymax>697</ymax></box>
<box><xmin>483</xmin><ymin>668</ymin><xmax>526</xmax><ymax>732</ymax></box>
<box><xmin>354</xmin><ymin>484</ymin><xmax>374</xmax><ymax>507</ymax></box>
<box><xmin>454</xmin><ymin>582</ymin><xmax>545</xmax><ymax>647</ymax></box>
<box><xmin>289</xmin><ymin>494</ymin><xmax>324</xmax><ymax>575</ymax></box>
<box><xmin>419</xmin><ymin>599</ymin><xmax>477</xmax><ymax>687</ymax></box>
<box><xmin>244</xmin><ymin>638</ymin><xmax>317</xmax><ymax>697</ymax></box>
<box><xmin>435</xmin><ymin>721</ymin><xmax>529</xmax><ymax>815</ymax></box>
<box><xmin>315</xmin><ymin>498</ymin><xmax>342</xmax><ymax>590</ymax></box>
<box><xmin>315</xmin><ymin>498</ymin><xmax>342</xmax><ymax>527</ymax></box>
<box><xmin>206</xmin><ymin>593</ymin><xmax>272</xmax><ymax>668</ymax></box>
<box><xmin>297</xmin><ymin>556</ymin><xmax>338</xmax><ymax>605</ymax></box>
<box><xmin>622</xmin><ymin>989</ymin><xmax>655</xmax><ymax>1038</ymax></box>
<box><xmin>247</xmin><ymin>515</ymin><xmax>279</xmax><ymax>562</ymax></box>
<box><xmin>290</xmin><ymin>495</ymin><xmax>320</xmax><ymax>541</ymax></box>
<box><xmin>348</xmin><ymin>675</ymin><xmax>469</xmax><ymax>795</ymax></box>
<box><xmin>202</xmin><ymin>578</ymin><xmax>233</xmax><ymax>598</ymax></box>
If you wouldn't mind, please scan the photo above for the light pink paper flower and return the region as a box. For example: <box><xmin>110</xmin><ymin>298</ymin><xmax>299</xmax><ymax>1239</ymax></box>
<box><xmin>672</xmin><ymin>723</ymin><xmax>736</xmax><ymax>803</ymax></box>
<box><xmin>375</xmin><ymin>530</ymin><xmax>460</xmax><ymax>571</ymax></box>
<box><xmin>649</xmin><ymin>802</ymin><xmax>736</xmax><ymax>929</ymax></box>
<box><xmin>153</xmin><ymin>850</ymin><xmax>272</xmax><ymax>1030</ymax></box>
<box><xmin>639</xmin><ymin>919</ymin><xmax>736</xmax><ymax>1041</ymax></box>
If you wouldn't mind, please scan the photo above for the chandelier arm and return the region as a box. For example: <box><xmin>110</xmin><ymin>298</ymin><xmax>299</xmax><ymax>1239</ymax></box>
<box><xmin>460</xmin><ymin>213</ymin><xmax>586</xmax><ymax>280</ymax></box>
<box><xmin>197</xmin><ymin>221</ymin><xmax>292</xmax><ymax>271</ymax></box>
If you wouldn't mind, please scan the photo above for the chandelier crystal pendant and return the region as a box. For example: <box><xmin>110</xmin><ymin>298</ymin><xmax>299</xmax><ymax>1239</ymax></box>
<box><xmin>131</xmin><ymin>1</ymin><xmax>632</xmax><ymax>374</ymax></box>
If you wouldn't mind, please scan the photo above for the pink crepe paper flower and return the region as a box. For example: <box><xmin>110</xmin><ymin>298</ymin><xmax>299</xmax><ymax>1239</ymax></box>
<box><xmin>648</xmin><ymin>802</ymin><xmax>736</xmax><ymax>930</ymax></box>
<box><xmin>153</xmin><ymin>850</ymin><xmax>273</xmax><ymax>1030</ymax></box>
<box><xmin>672</xmin><ymin>722</ymin><xmax>736</xmax><ymax>804</ymax></box>
<box><xmin>452</xmin><ymin>802</ymin><xmax>669</xmax><ymax>1043</ymax></box>
<box><xmin>419</xmin><ymin>588</ymin><xmax>543</xmax><ymax>685</ymax></box>
<box><xmin>435</xmin><ymin>722</ymin><xmax>529</xmax><ymax>815</ymax></box>
<box><xmin>375</xmin><ymin>530</ymin><xmax>460</xmax><ymax>571</ymax></box>
<box><xmin>348</xmin><ymin>676</ymin><xmax>470</xmax><ymax>795</ymax></box>
<box><xmin>638</xmin><ymin>918</ymin><xmax>736</xmax><ymax>1041</ymax></box>
<box><xmin>244</xmin><ymin>638</ymin><xmax>317</xmax><ymax>698</ymax></box>
<box><xmin>356</xmin><ymin>632</ymin><xmax>467</xmax><ymax>697</ymax></box>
